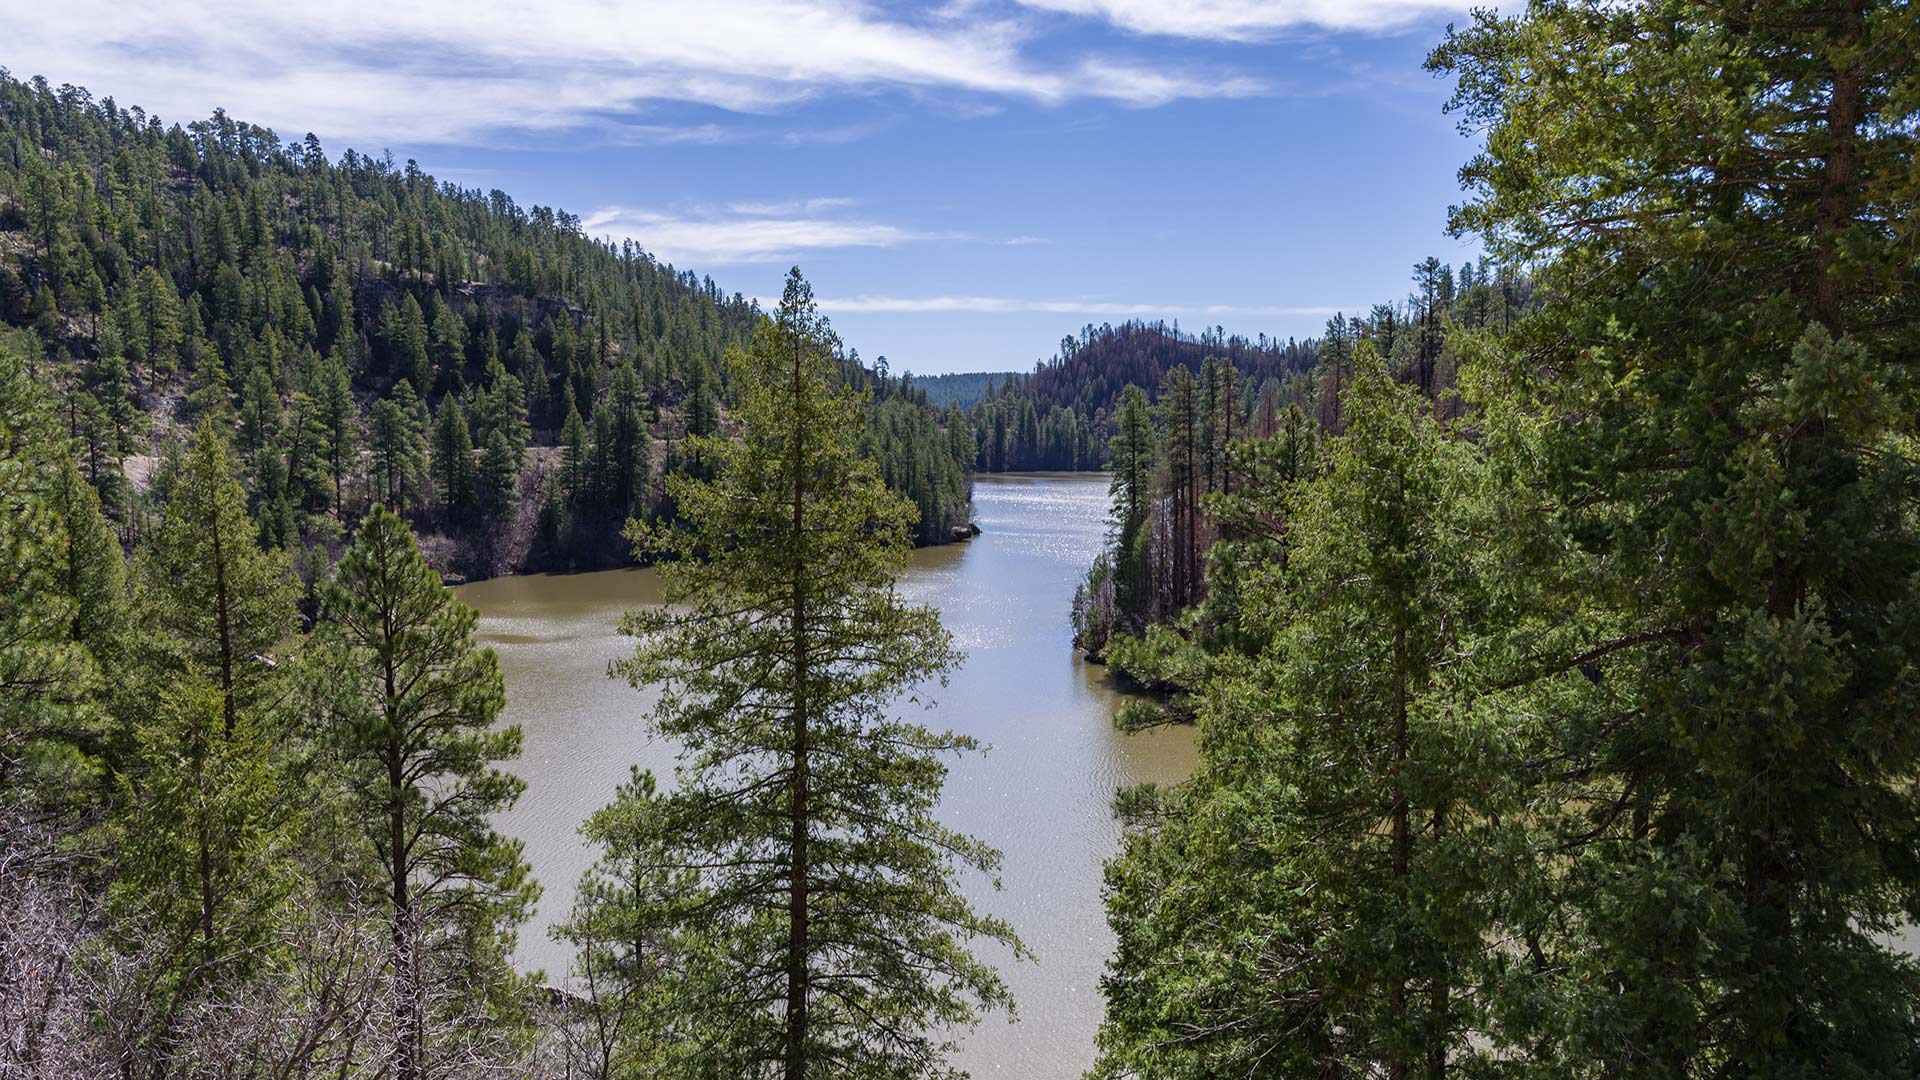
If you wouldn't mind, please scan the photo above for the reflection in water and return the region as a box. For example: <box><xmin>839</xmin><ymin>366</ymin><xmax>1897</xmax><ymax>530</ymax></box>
<box><xmin>456</xmin><ymin>473</ymin><xmax>1197</xmax><ymax>1078</ymax></box>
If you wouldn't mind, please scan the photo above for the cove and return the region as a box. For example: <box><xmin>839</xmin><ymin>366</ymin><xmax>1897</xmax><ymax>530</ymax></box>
<box><xmin>455</xmin><ymin>471</ymin><xmax>1198</xmax><ymax>1077</ymax></box>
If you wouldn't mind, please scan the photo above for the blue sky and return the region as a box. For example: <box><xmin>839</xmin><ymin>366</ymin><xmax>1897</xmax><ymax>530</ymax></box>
<box><xmin>13</xmin><ymin>1</ymin><xmax>1486</xmax><ymax>375</ymax></box>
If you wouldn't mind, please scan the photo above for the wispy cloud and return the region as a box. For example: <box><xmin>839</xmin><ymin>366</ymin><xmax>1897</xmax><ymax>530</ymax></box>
<box><xmin>581</xmin><ymin>203</ymin><xmax>965</xmax><ymax>266</ymax></box>
<box><xmin>809</xmin><ymin>294</ymin><xmax>1350</xmax><ymax>317</ymax></box>
<box><xmin>1012</xmin><ymin>0</ymin><xmax>1462</xmax><ymax>41</ymax></box>
<box><xmin>9</xmin><ymin>0</ymin><xmax>1278</xmax><ymax>148</ymax></box>
<box><xmin>608</xmin><ymin>123</ymin><xmax>744</xmax><ymax>146</ymax></box>
<box><xmin>728</xmin><ymin>197</ymin><xmax>862</xmax><ymax>217</ymax></box>
<box><xmin>779</xmin><ymin>121</ymin><xmax>896</xmax><ymax>146</ymax></box>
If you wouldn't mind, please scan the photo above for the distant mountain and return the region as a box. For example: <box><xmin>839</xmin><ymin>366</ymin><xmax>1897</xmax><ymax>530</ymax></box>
<box><xmin>906</xmin><ymin>371</ymin><xmax>1020</xmax><ymax>410</ymax></box>
<box><xmin>1013</xmin><ymin>321</ymin><xmax>1320</xmax><ymax>420</ymax></box>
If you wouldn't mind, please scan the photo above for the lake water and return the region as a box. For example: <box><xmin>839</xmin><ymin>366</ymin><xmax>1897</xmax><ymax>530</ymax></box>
<box><xmin>455</xmin><ymin>472</ymin><xmax>1199</xmax><ymax>1078</ymax></box>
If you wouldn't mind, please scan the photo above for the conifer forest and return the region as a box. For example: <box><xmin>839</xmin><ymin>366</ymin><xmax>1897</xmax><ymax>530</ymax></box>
<box><xmin>2</xmin><ymin>2</ymin><xmax>1918</xmax><ymax>1078</ymax></box>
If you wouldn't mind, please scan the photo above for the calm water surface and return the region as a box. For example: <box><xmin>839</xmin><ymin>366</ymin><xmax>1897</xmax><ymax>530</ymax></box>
<box><xmin>455</xmin><ymin>472</ymin><xmax>1198</xmax><ymax>1078</ymax></box>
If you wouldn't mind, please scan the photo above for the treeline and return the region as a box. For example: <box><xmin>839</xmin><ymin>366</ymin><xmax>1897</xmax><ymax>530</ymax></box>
<box><xmin>0</xmin><ymin>273</ymin><xmax>1011</xmax><ymax>1077</ymax></box>
<box><xmin>1070</xmin><ymin>256</ymin><xmax>1530</xmax><ymax>655</ymax></box>
<box><xmin>907</xmin><ymin>369</ymin><xmax>1016</xmax><ymax>410</ymax></box>
<box><xmin>963</xmin><ymin>321</ymin><xmax>1314</xmax><ymax>474</ymax></box>
<box><xmin>965</xmin><ymin>262</ymin><xmax>1528</xmax><ymax>477</ymax></box>
<box><xmin>1090</xmin><ymin>4</ymin><xmax>1920</xmax><ymax>1079</ymax></box>
<box><xmin>0</xmin><ymin>70</ymin><xmax>974</xmax><ymax>576</ymax></box>
<box><xmin>0</xmin><ymin>325</ymin><xmax>540</xmax><ymax>1074</ymax></box>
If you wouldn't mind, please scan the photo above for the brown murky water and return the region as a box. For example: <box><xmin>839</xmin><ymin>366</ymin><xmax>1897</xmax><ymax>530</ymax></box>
<box><xmin>455</xmin><ymin>472</ymin><xmax>1198</xmax><ymax>1078</ymax></box>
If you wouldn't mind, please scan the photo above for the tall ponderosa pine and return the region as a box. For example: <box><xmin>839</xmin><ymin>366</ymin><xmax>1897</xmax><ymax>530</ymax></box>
<box><xmin>314</xmin><ymin>350</ymin><xmax>357</xmax><ymax>520</ymax></box>
<box><xmin>127</xmin><ymin>264</ymin><xmax>181</xmax><ymax>382</ymax></box>
<box><xmin>1107</xmin><ymin>383</ymin><xmax>1157</xmax><ymax>624</ymax></box>
<box><xmin>611</xmin><ymin>269</ymin><xmax>1020</xmax><ymax>1078</ymax></box>
<box><xmin>312</xmin><ymin>507</ymin><xmax>533</xmax><ymax>1080</ymax></box>
<box><xmin>113</xmin><ymin>676</ymin><xmax>290</xmax><ymax>1008</ymax></box>
<box><xmin>1156</xmin><ymin>363</ymin><xmax>1203</xmax><ymax>612</ymax></box>
<box><xmin>553</xmin><ymin>767</ymin><xmax>718</xmax><ymax>1079</ymax></box>
<box><xmin>594</xmin><ymin>359</ymin><xmax>650</xmax><ymax>519</ymax></box>
<box><xmin>559</xmin><ymin>401</ymin><xmax>590</xmax><ymax>510</ymax></box>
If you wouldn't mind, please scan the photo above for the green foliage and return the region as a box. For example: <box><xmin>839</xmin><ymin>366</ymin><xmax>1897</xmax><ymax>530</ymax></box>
<box><xmin>1096</xmin><ymin>6</ymin><xmax>1920</xmax><ymax>1079</ymax></box>
<box><xmin>1104</xmin><ymin>383</ymin><xmax>1156</xmax><ymax>626</ymax></box>
<box><xmin>607</xmin><ymin>269</ymin><xmax>1020</xmax><ymax>1078</ymax></box>
<box><xmin>432</xmin><ymin>395</ymin><xmax>475</xmax><ymax>520</ymax></box>
<box><xmin>1096</xmin><ymin>350</ymin><xmax>1500</xmax><ymax>1078</ymax></box>
<box><xmin>139</xmin><ymin>425</ymin><xmax>298</xmax><ymax>733</ymax></box>
<box><xmin>0</xmin><ymin>70</ymin><xmax>972</xmax><ymax>581</ymax></box>
<box><xmin>0</xmin><ymin>330</ymin><xmax>103</xmax><ymax>795</ymax></box>
<box><xmin>371</xmin><ymin>382</ymin><xmax>431</xmax><ymax>514</ymax></box>
<box><xmin>111</xmin><ymin>676</ymin><xmax>293</xmax><ymax>997</ymax></box>
<box><xmin>311</xmin><ymin>506</ymin><xmax>535</xmax><ymax>1071</ymax></box>
<box><xmin>1422</xmin><ymin>2</ymin><xmax>1920</xmax><ymax>1072</ymax></box>
<box><xmin>554</xmin><ymin>768</ymin><xmax>728</xmax><ymax>1076</ymax></box>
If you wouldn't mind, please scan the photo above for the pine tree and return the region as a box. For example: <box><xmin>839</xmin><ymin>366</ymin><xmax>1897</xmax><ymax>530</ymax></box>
<box><xmin>1431</xmin><ymin>2</ymin><xmax>1920</xmax><ymax>1072</ymax></box>
<box><xmin>427</xmin><ymin>293</ymin><xmax>464</xmax><ymax>395</ymax></box>
<box><xmin>602</xmin><ymin>359</ymin><xmax>649</xmax><ymax>518</ymax></box>
<box><xmin>0</xmin><ymin>332</ymin><xmax>102</xmax><ymax>794</ymax></box>
<box><xmin>559</xmin><ymin>401</ymin><xmax>589</xmax><ymax>510</ymax></box>
<box><xmin>1106</xmin><ymin>383</ymin><xmax>1156</xmax><ymax>624</ymax></box>
<box><xmin>51</xmin><ymin>456</ymin><xmax>128</xmax><ymax>683</ymax></box>
<box><xmin>140</xmin><ymin>424</ymin><xmax>298</xmax><ymax>737</ymax></box>
<box><xmin>479</xmin><ymin>429</ymin><xmax>518</xmax><ymax>518</ymax></box>
<box><xmin>89</xmin><ymin>343</ymin><xmax>142</xmax><ymax>470</ymax></box>
<box><xmin>506</xmin><ymin>323</ymin><xmax>538</xmax><ymax>381</ymax></box>
<box><xmin>473</xmin><ymin>355</ymin><xmax>529</xmax><ymax>472</ymax></box>
<box><xmin>236</xmin><ymin>359</ymin><xmax>281</xmax><ymax>457</ymax></box>
<box><xmin>187</xmin><ymin>346</ymin><xmax>237</xmax><ymax>433</ymax></box>
<box><xmin>554</xmin><ymin>768</ymin><xmax>718</xmax><ymax>1077</ymax></box>
<box><xmin>314</xmin><ymin>349</ymin><xmax>357</xmax><ymax>520</ymax></box>
<box><xmin>311</xmin><ymin>507</ymin><xmax>534</xmax><ymax>1080</ymax></box>
<box><xmin>1200</xmin><ymin>354</ymin><xmax>1238</xmax><ymax>495</ymax></box>
<box><xmin>112</xmin><ymin>677</ymin><xmax>290</xmax><ymax>1009</ymax></box>
<box><xmin>609</xmin><ymin>269</ymin><xmax>1020</xmax><ymax>1078</ymax></box>
<box><xmin>1156</xmin><ymin>364</ymin><xmax>1202</xmax><ymax>613</ymax></box>
<box><xmin>127</xmin><ymin>264</ymin><xmax>181</xmax><ymax>381</ymax></box>
<box><xmin>1096</xmin><ymin>348</ymin><xmax>1495</xmax><ymax>1078</ymax></box>
<box><xmin>431</xmin><ymin>397</ymin><xmax>475</xmax><ymax>521</ymax></box>
<box><xmin>370</xmin><ymin>382</ymin><xmax>429</xmax><ymax>515</ymax></box>
<box><xmin>686</xmin><ymin>354</ymin><xmax>717</xmax><ymax>438</ymax></box>
<box><xmin>118</xmin><ymin>424</ymin><xmax>299</xmax><ymax>1036</ymax></box>
<box><xmin>391</xmin><ymin>294</ymin><xmax>430</xmax><ymax>395</ymax></box>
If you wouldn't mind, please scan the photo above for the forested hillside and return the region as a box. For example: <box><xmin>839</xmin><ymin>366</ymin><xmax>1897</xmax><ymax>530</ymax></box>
<box><xmin>0</xmin><ymin>71</ymin><xmax>975</xmax><ymax>576</ymax></box>
<box><xmin>907</xmin><ymin>369</ymin><xmax>1017</xmax><ymax>410</ymax></box>
<box><xmin>963</xmin><ymin>260</ymin><xmax>1526</xmax><ymax>474</ymax></box>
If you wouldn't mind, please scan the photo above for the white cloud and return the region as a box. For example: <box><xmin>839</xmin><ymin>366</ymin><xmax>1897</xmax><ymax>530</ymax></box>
<box><xmin>1013</xmin><ymin>0</ymin><xmax>1462</xmax><ymax>40</ymax></box>
<box><xmin>809</xmin><ymin>294</ymin><xmax>1349</xmax><ymax>317</ymax></box>
<box><xmin>729</xmin><ymin>197</ymin><xmax>862</xmax><ymax>216</ymax></box>
<box><xmin>8</xmin><ymin>0</ymin><xmax>1274</xmax><ymax>148</ymax></box>
<box><xmin>610</xmin><ymin>123</ymin><xmax>744</xmax><ymax>146</ymax></box>
<box><xmin>581</xmin><ymin>204</ymin><xmax>964</xmax><ymax>266</ymax></box>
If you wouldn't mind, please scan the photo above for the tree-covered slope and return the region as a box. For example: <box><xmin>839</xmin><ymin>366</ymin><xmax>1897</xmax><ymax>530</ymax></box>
<box><xmin>0</xmin><ymin>70</ymin><xmax>975</xmax><ymax>577</ymax></box>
